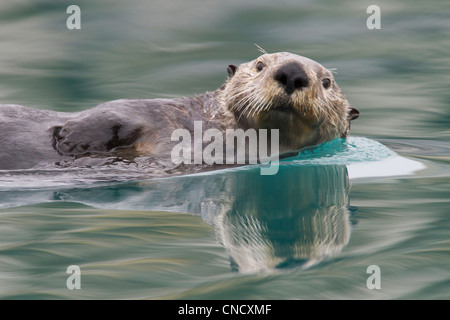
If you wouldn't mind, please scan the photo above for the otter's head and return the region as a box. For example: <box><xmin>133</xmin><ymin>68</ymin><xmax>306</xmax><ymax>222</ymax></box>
<box><xmin>219</xmin><ymin>52</ymin><xmax>359</xmax><ymax>151</ymax></box>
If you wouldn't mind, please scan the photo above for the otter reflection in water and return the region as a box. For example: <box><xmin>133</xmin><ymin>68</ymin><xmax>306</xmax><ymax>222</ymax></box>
<box><xmin>205</xmin><ymin>164</ymin><xmax>351</xmax><ymax>273</ymax></box>
<box><xmin>9</xmin><ymin>162</ymin><xmax>352</xmax><ymax>273</ymax></box>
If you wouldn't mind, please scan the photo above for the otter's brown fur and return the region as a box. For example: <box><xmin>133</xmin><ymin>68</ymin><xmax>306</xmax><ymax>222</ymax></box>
<box><xmin>0</xmin><ymin>52</ymin><xmax>358</xmax><ymax>170</ymax></box>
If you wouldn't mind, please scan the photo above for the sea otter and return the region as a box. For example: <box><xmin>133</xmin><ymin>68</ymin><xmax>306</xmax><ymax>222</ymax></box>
<box><xmin>0</xmin><ymin>52</ymin><xmax>359</xmax><ymax>170</ymax></box>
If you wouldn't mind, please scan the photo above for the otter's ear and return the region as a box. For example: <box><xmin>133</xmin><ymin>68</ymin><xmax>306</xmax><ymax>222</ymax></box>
<box><xmin>348</xmin><ymin>107</ymin><xmax>360</xmax><ymax>121</ymax></box>
<box><xmin>227</xmin><ymin>64</ymin><xmax>238</xmax><ymax>78</ymax></box>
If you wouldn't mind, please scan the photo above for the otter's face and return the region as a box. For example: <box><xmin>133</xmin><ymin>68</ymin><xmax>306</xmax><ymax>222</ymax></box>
<box><xmin>221</xmin><ymin>52</ymin><xmax>359</xmax><ymax>150</ymax></box>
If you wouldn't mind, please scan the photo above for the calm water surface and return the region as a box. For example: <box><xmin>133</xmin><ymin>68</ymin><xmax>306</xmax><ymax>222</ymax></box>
<box><xmin>0</xmin><ymin>0</ymin><xmax>449</xmax><ymax>299</ymax></box>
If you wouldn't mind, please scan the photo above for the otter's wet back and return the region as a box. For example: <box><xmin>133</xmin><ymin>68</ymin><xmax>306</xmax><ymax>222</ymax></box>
<box><xmin>0</xmin><ymin>0</ymin><xmax>449</xmax><ymax>299</ymax></box>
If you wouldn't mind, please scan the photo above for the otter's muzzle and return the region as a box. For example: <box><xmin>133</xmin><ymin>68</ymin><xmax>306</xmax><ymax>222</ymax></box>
<box><xmin>274</xmin><ymin>62</ymin><xmax>309</xmax><ymax>95</ymax></box>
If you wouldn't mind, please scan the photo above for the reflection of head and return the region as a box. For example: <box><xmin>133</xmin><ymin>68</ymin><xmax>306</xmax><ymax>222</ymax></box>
<box><xmin>210</xmin><ymin>165</ymin><xmax>351</xmax><ymax>273</ymax></box>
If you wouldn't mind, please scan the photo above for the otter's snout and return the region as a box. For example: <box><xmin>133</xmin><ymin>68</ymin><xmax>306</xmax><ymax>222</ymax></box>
<box><xmin>274</xmin><ymin>62</ymin><xmax>309</xmax><ymax>95</ymax></box>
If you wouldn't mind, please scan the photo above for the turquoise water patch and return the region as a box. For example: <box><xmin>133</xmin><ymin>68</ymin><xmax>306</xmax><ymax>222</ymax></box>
<box><xmin>281</xmin><ymin>137</ymin><xmax>424</xmax><ymax>180</ymax></box>
<box><xmin>287</xmin><ymin>137</ymin><xmax>396</xmax><ymax>165</ymax></box>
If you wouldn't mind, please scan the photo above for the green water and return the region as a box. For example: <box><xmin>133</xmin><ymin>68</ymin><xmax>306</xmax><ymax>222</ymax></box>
<box><xmin>0</xmin><ymin>0</ymin><xmax>449</xmax><ymax>299</ymax></box>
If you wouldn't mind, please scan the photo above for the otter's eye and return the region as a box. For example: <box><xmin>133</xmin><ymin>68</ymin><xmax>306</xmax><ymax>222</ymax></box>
<box><xmin>256</xmin><ymin>61</ymin><xmax>265</xmax><ymax>72</ymax></box>
<box><xmin>322</xmin><ymin>78</ymin><xmax>331</xmax><ymax>89</ymax></box>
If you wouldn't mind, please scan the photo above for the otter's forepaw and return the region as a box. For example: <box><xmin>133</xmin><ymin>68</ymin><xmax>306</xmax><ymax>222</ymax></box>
<box><xmin>52</xmin><ymin>121</ymin><xmax>107</xmax><ymax>155</ymax></box>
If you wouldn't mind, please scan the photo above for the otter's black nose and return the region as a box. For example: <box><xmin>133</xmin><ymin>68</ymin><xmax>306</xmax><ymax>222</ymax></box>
<box><xmin>274</xmin><ymin>62</ymin><xmax>309</xmax><ymax>95</ymax></box>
